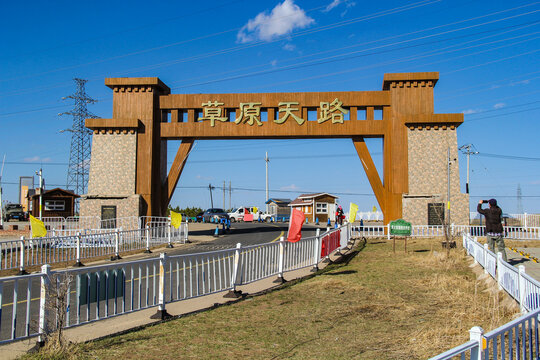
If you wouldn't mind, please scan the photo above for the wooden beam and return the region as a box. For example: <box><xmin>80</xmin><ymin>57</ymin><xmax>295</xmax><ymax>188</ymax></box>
<box><xmin>167</xmin><ymin>138</ymin><xmax>195</xmax><ymax>203</ymax></box>
<box><xmin>352</xmin><ymin>136</ymin><xmax>386</xmax><ymax>213</ymax></box>
<box><xmin>161</xmin><ymin>121</ymin><xmax>386</xmax><ymax>139</ymax></box>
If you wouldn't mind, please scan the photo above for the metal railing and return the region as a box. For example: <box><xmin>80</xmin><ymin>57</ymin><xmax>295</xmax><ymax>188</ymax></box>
<box><xmin>430</xmin><ymin>233</ymin><xmax>540</xmax><ymax>359</ymax></box>
<box><xmin>0</xmin><ymin>224</ymin><xmax>352</xmax><ymax>344</ymax></box>
<box><xmin>351</xmin><ymin>224</ymin><xmax>540</xmax><ymax>241</ymax></box>
<box><xmin>0</xmin><ymin>222</ymin><xmax>189</xmax><ymax>271</ymax></box>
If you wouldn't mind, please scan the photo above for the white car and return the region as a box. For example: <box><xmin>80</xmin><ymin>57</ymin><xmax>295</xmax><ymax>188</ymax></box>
<box><xmin>228</xmin><ymin>207</ymin><xmax>272</xmax><ymax>222</ymax></box>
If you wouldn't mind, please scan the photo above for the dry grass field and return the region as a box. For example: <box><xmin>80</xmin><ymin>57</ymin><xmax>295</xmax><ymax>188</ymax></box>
<box><xmin>20</xmin><ymin>237</ymin><xmax>521</xmax><ymax>360</ymax></box>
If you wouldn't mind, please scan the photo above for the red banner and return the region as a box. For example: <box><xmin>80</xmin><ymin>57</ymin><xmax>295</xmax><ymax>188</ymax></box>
<box><xmin>321</xmin><ymin>230</ymin><xmax>341</xmax><ymax>257</ymax></box>
<box><xmin>287</xmin><ymin>208</ymin><xmax>305</xmax><ymax>242</ymax></box>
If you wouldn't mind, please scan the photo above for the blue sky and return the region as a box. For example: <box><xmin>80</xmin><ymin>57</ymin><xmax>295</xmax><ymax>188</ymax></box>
<box><xmin>0</xmin><ymin>0</ymin><xmax>539</xmax><ymax>215</ymax></box>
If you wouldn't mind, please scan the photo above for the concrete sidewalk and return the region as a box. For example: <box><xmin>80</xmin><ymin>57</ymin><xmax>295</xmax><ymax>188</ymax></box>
<box><xmin>1</xmin><ymin>232</ymin><xmax>358</xmax><ymax>359</ymax></box>
<box><xmin>507</xmin><ymin>246</ymin><xmax>540</xmax><ymax>280</ymax></box>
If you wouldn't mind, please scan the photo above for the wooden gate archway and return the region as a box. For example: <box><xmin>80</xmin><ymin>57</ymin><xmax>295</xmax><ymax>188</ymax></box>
<box><xmin>84</xmin><ymin>72</ymin><xmax>465</xmax><ymax>224</ymax></box>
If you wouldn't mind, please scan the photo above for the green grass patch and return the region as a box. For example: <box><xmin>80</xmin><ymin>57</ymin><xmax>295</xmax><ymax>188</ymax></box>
<box><xmin>22</xmin><ymin>238</ymin><xmax>519</xmax><ymax>360</ymax></box>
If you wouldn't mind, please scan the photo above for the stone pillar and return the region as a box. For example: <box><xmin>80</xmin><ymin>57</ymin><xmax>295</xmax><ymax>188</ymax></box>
<box><xmin>381</xmin><ymin>73</ymin><xmax>469</xmax><ymax>225</ymax></box>
<box><xmin>81</xmin><ymin>78</ymin><xmax>170</xmax><ymax>218</ymax></box>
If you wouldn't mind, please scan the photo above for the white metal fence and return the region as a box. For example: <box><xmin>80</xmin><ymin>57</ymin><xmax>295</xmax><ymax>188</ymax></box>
<box><xmin>0</xmin><ymin>222</ymin><xmax>189</xmax><ymax>271</ymax></box>
<box><xmin>351</xmin><ymin>224</ymin><xmax>540</xmax><ymax>241</ymax></box>
<box><xmin>470</xmin><ymin>212</ymin><xmax>540</xmax><ymax>228</ymax></box>
<box><xmin>430</xmin><ymin>233</ymin><xmax>540</xmax><ymax>359</ymax></box>
<box><xmin>0</xmin><ymin>224</ymin><xmax>352</xmax><ymax>345</ymax></box>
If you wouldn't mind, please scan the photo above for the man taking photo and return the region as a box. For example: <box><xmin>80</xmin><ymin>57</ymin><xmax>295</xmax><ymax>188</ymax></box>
<box><xmin>477</xmin><ymin>198</ymin><xmax>507</xmax><ymax>262</ymax></box>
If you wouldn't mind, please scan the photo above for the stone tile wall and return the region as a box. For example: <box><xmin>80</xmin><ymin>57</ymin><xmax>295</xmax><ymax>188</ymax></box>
<box><xmin>403</xmin><ymin>127</ymin><xmax>469</xmax><ymax>225</ymax></box>
<box><xmin>80</xmin><ymin>131</ymin><xmax>140</xmax><ymax>218</ymax></box>
<box><xmin>87</xmin><ymin>132</ymin><xmax>136</xmax><ymax>196</ymax></box>
<box><xmin>80</xmin><ymin>195</ymin><xmax>142</xmax><ymax>219</ymax></box>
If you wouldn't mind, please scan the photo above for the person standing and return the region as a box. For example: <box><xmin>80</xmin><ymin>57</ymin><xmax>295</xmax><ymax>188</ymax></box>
<box><xmin>335</xmin><ymin>205</ymin><xmax>344</xmax><ymax>226</ymax></box>
<box><xmin>477</xmin><ymin>199</ymin><xmax>507</xmax><ymax>262</ymax></box>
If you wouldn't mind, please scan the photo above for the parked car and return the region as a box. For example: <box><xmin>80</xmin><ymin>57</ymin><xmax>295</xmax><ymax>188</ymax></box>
<box><xmin>195</xmin><ymin>212</ymin><xmax>204</xmax><ymax>223</ymax></box>
<box><xmin>228</xmin><ymin>207</ymin><xmax>272</xmax><ymax>222</ymax></box>
<box><xmin>202</xmin><ymin>208</ymin><xmax>229</xmax><ymax>222</ymax></box>
<box><xmin>2</xmin><ymin>204</ymin><xmax>25</xmax><ymax>222</ymax></box>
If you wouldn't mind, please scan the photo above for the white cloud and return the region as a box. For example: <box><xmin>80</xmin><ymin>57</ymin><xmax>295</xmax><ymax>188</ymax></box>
<box><xmin>270</xmin><ymin>59</ymin><xmax>278</xmax><ymax>66</ymax></box>
<box><xmin>280</xmin><ymin>184</ymin><xmax>300</xmax><ymax>191</ymax></box>
<box><xmin>510</xmin><ymin>79</ymin><xmax>531</xmax><ymax>86</ymax></box>
<box><xmin>493</xmin><ymin>103</ymin><xmax>506</xmax><ymax>109</ymax></box>
<box><xmin>282</xmin><ymin>43</ymin><xmax>296</xmax><ymax>51</ymax></box>
<box><xmin>323</xmin><ymin>0</ymin><xmax>355</xmax><ymax>13</ymax></box>
<box><xmin>23</xmin><ymin>156</ymin><xmax>51</xmax><ymax>163</ymax></box>
<box><xmin>462</xmin><ymin>109</ymin><xmax>481</xmax><ymax>115</ymax></box>
<box><xmin>237</xmin><ymin>0</ymin><xmax>314</xmax><ymax>43</ymax></box>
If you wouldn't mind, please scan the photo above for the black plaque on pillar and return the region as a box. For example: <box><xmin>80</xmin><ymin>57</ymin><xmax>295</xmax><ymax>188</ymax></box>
<box><xmin>428</xmin><ymin>203</ymin><xmax>444</xmax><ymax>225</ymax></box>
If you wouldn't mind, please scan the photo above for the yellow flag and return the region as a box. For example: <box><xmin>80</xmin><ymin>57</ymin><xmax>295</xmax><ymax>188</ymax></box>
<box><xmin>253</xmin><ymin>207</ymin><xmax>258</xmax><ymax>214</ymax></box>
<box><xmin>170</xmin><ymin>211</ymin><xmax>183</xmax><ymax>229</ymax></box>
<box><xmin>349</xmin><ymin>203</ymin><xmax>358</xmax><ymax>223</ymax></box>
<box><xmin>30</xmin><ymin>215</ymin><xmax>47</xmax><ymax>238</ymax></box>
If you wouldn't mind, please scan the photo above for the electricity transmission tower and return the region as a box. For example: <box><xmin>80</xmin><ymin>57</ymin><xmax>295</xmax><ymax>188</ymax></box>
<box><xmin>517</xmin><ymin>184</ymin><xmax>523</xmax><ymax>214</ymax></box>
<box><xmin>60</xmin><ymin>79</ymin><xmax>97</xmax><ymax>204</ymax></box>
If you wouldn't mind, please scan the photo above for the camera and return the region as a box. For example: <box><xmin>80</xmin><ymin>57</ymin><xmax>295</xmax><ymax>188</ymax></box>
<box><xmin>482</xmin><ymin>200</ymin><xmax>490</xmax><ymax>203</ymax></box>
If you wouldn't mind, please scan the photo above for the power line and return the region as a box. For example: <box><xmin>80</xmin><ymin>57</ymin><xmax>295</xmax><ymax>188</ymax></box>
<box><xmin>0</xmin><ymin>0</ymin><xmax>437</xmax><ymax>83</ymax></box>
<box><xmin>2</xmin><ymin>11</ymin><xmax>538</xmax><ymax>115</ymax></box>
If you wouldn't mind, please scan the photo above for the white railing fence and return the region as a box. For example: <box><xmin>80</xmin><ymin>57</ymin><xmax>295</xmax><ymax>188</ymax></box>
<box><xmin>0</xmin><ymin>224</ymin><xmax>352</xmax><ymax>345</ymax></box>
<box><xmin>430</xmin><ymin>233</ymin><xmax>540</xmax><ymax>359</ymax></box>
<box><xmin>1</xmin><ymin>222</ymin><xmax>189</xmax><ymax>271</ymax></box>
<box><xmin>351</xmin><ymin>224</ymin><xmax>540</xmax><ymax>241</ymax></box>
<box><xmin>470</xmin><ymin>212</ymin><xmax>540</xmax><ymax>228</ymax></box>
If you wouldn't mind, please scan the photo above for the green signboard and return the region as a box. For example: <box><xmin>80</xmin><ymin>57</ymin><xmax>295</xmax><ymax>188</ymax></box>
<box><xmin>390</xmin><ymin>219</ymin><xmax>412</xmax><ymax>236</ymax></box>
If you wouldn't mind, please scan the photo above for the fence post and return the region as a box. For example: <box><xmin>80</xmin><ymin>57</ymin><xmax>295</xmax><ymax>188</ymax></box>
<box><xmin>18</xmin><ymin>236</ymin><xmax>28</xmax><ymax>275</ymax></box>
<box><xmin>524</xmin><ymin>213</ymin><xmax>528</xmax><ymax>230</ymax></box>
<box><xmin>144</xmin><ymin>224</ymin><xmax>152</xmax><ymax>253</ymax></box>
<box><xmin>497</xmin><ymin>252</ymin><xmax>503</xmax><ymax>290</ymax></box>
<box><xmin>37</xmin><ymin>264</ymin><xmax>51</xmax><ymax>345</ymax></box>
<box><xmin>167</xmin><ymin>217</ymin><xmax>173</xmax><ymax>248</ymax></box>
<box><xmin>225</xmin><ymin>243</ymin><xmax>243</xmax><ymax>298</ymax></box>
<box><xmin>518</xmin><ymin>265</ymin><xmax>526</xmax><ymax>312</ymax></box>
<box><xmin>387</xmin><ymin>223</ymin><xmax>391</xmax><ymax>240</ymax></box>
<box><xmin>111</xmin><ymin>228</ymin><xmax>121</xmax><ymax>261</ymax></box>
<box><xmin>184</xmin><ymin>222</ymin><xmax>190</xmax><ymax>243</ymax></box>
<box><xmin>312</xmin><ymin>229</ymin><xmax>321</xmax><ymax>272</ymax></box>
<box><xmin>151</xmin><ymin>252</ymin><xmax>171</xmax><ymax>319</ymax></box>
<box><xmin>275</xmin><ymin>236</ymin><xmax>286</xmax><ymax>284</ymax></box>
<box><xmin>74</xmin><ymin>232</ymin><xmax>83</xmax><ymax>267</ymax></box>
<box><xmin>483</xmin><ymin>244</ymin><xmax>488</xmax><ymax>274</ymax></box>
<box><xmin>469</xmin><ymin>326</ymin><xmax>484</xmax><ymax>360</ymax></box>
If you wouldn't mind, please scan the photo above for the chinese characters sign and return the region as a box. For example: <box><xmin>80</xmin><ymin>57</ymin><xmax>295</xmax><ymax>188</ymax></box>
<box><xmin>197</xmin><ymin>98</ymin><xmax>349</xmax><ymax>127</ymax></box>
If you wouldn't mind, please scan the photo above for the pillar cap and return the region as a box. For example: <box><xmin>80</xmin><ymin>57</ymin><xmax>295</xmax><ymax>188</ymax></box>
<box><xmin>105</xmin><ymin>77</ymin><xmax>170</xmax><ymax>94</ymax></box>
<box><xmin>382</xmin><ymin>72</ymin><xmax>439</xmax><ymax>90</ymax></box>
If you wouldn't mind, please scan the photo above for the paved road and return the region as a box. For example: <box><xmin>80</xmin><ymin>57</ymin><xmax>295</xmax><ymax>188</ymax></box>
<box><xmin>0</xmin><ymin>222</ymin><xmax>322</xmax><ymax>342</ymax></box>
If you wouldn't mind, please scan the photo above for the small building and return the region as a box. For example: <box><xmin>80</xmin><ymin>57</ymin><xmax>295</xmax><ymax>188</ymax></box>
<box><xmin>265</xmin><ymin>198</ymin><xmax>292</xmax><ymax>218</ymax></box>
<box><xmin>29</xmin><ymin>188</ymin><xmax>79</xmax><ymax>218</ymax></box>
<box><xmin>289</xmin><ymin>193</ymin><xmax>338</xmax><ymax>224</ymax></box>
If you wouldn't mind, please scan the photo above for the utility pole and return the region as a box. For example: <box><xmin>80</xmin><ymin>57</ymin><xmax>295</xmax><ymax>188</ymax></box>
<box><xmin>223</xmin><ymin>181</ymin><xmax>226</xmax><ymax>209</ymax></box>
<box><xmin>447</xmin><ymin>148</ymin><xmax>451</xmax><ymax>227</ymax></box>
<box><xmin>229</xmin><ymin>181</ymin><xmax>232</xmax><ymax>210</ymax></box>
<box><xmin>208</xmin><ymin>184</ymin><xmax>214</xmax><ymax>208</ymax></box>
<box><xmin>36</xmin><ymin>168</ymin><xmax>43</xmax><ymax>220</ymax></box>
<box><xmin>265</xmin><ymin>151</ymin><xmax>270</xmax><ymax>213</ymax></box>
<box><xmin>0</xmin><ymin>155</ymin><xmax>5</xmax><ymax>227</ymax></box>
<box><xmin>458</xmin><ymin>144</ymin><xmax>478</xmax><ymax>194</ymax></box>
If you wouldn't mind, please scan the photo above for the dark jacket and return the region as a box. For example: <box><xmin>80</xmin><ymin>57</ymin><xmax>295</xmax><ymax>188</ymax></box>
<box><xmin>477</xmin><ymin>204</ymin><xmax>503</xmax><ymax>234</ymax></box>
